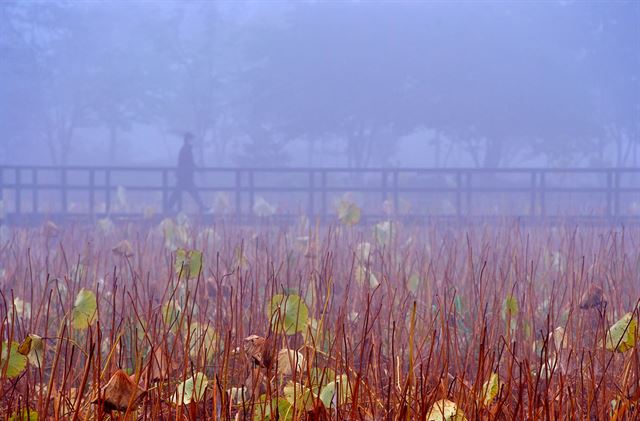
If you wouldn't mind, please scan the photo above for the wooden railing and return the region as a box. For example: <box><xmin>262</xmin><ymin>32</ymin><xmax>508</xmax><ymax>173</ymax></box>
<box><xmin>0</xmin><ymin>165</ymin><xmax>638</xmax><ymax>223</ymax></box>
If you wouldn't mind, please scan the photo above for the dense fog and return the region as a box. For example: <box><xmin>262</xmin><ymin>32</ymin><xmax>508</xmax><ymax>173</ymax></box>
<box><xmin>1</xmin><ymin>0</ymin><xmax>639</xmax><ymax>168</ymax></box>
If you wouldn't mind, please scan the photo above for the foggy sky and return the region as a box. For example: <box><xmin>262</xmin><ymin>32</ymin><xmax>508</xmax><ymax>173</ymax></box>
<box><xmin>1</xmin><ymin>0</ymin><xmax>638</xmax><ymax>168</ymax></box>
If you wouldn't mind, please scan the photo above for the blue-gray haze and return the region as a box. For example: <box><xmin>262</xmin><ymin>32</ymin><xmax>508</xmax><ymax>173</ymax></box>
<box><xmin>1</xmin><ymin>0</ymin><xmax>638</xmax><ymax>169</ymax></box>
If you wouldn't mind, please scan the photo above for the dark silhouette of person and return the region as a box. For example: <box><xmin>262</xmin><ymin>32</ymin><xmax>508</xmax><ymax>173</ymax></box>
<box><xmin>166</xmin><ymin>133</ymin><xmax>207</xmax><ymax>212</ymax></box>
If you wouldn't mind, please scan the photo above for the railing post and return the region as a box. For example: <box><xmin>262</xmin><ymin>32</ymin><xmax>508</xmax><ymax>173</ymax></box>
<box><xmin>455</xmin><ymin>170</ymin><xmax>462</xmax><ymax>216</ymax></box>
<box><xmin>465</xmin><ymin>171</ymin><xmax>472</xmax><ymax>215</ymax></box>
<box><xmin>105</xmin><ymin>169</ymin><xmax>111</xmax><ymax>215</ymax></box>
<box><xmin>540</xmin><ymin>171</ymin><xmax>546</xmax><ymax>217</ymax></box>
<box><xmin>178</xmin><ymin>173</ymin><xmax>183</xmax><ymax>211</ymax></box>
<box><xmin>0</xmin><ymin>167</ymin><xmax>3</xmax><ymax>214</ymax></box>
<box><xmin>530</xmin><ymin>170</ymin><xmax>537</xmax><ymax>216</ymax></box>
<box><xmin>89</xmin><ymin>169</ymin><xmax>95</xmax><ymax>218</ymax></box>
<box><xmin>308</xmin><ymin>170</ymin><xmax>315</xmax><ymax>219</ymax></box>
<box><xmin>248</xmin><ymin>170</ymin><xmax>255</xmax><ymax>220</ymax></box>
<box><xmin>606</xmin><ymin>170</ymin><xmax>612</xmax><ymax>217</ymax></box>
<box><xmin>321</xmin><ymin>170</ymin><xmax>327</xmax><ymax>223</ymax></box>
<box><xmin>382</xmin><ymin>170</ymin><xmax>388</xmax><ymax>202</ymax></box>
<box><xmin>235</xmin><ymin>170</ymin><xmax>242</xmax><ymax>219</ymax></box>
<box><xmin>392</xmin><ymin>170</ymin><xmax>399</xmax><ymax>213</ymax></box>
<box><xmin>61</xmin><ymin>167</ymin><xmax>68</xmax><ymax>214</ymax></box>
<box><xmin>32</xmin><ymin>168</ymin><xmax>38</xmax><ymax>214</ymax></box>
<box><xmin>614</xmin><ymin>169</ymin><xmax>620</xmax><ymax>217</ymax></box>
<box><xmin>162</xmin><ymin>169</ymin><xmax>168</xmax><ymax>213</ymax></box>
<box><xmin>15</xmin><ymin>168</ymin><xmax>21</xmax><ymax>215</ymax></box>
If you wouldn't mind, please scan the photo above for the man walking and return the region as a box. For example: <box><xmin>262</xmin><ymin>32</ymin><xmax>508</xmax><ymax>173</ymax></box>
<box><xmin>166</xmin><ymin>132</ymin><xmax>208</xmax><ymax>213</ymax></box>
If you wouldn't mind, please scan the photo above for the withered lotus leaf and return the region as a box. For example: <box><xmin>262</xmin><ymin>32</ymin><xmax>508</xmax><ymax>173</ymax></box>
<box><xmin>147</xmin><ymin>346</ymin><xmax>177</xmax><ymax>381</ymax></box>
<box><xmin>243</xmin><ymin>334</ymin><xmax>274</xmax><ymax>369</ymax></box>
<box><xmin>305</xmin><ymin>400</ymin><xmax>330</xmax><ymax>421</ymax></box>
<box><xmin>91</xmin><ymin>369</ymin><xmax>146</xmax><ymax>412</ymax></box>
<box><xmin>579</xmin><ymin>284</ymin><xmax>606</xmax><ymax>310</ymax></box>
<box><xmin>43</xmin><ymin>220</ymin><xmax>60</xmax><ymax>238</ymax></box>
<box><xmin>112</xmin><ymin>240</ymin><xmax>134</xmax><ymax>257</ymax></box>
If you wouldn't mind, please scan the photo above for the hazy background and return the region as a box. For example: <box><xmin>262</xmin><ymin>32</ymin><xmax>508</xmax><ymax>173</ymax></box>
<box><xmin>1</xmin><ymin>0</ymin><xmax>639</xmax><ymax>169</ymax></box>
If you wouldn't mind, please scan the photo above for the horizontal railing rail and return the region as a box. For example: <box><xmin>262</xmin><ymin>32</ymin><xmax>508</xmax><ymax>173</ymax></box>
<box><xmin>0</xmin><ymin>165</ymin><xmax>638</xmax><ymax>223</ymax></box>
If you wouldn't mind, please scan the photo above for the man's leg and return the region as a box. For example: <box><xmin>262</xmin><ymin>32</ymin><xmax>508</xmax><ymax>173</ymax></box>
<box><xmin>166</xmin><ymin>189</ymin><xmax>182</xmax><ymax>212</ymax></box>
<box><xmin>187</xmin><ymin>185</ymin><xmax>207</xmax><ymax>212</ymax></box>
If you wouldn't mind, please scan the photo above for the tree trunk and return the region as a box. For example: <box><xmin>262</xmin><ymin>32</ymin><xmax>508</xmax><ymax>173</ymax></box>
<box><xmin>434</xmin><ymin>135</ymin><xmax>441</xmax><ymax>167</ymax></box>
<box><xmin>108</xmin><ymin>125</ymin><xmax>117</xmax><ymax>164</ymax></box>
<box><xmin>307</xmin><ymin>137</ymin><xmax>316</xmax><ymax>167</ymax></box>
<box><xmin>465</xmin><ymin>138</ymin><xmax>482</xmax><ymax>168</ymax></box>
<box><xmin>46</xmin><ymin>135</ymin><xmax>58</xmax><ymax>165</ymax></box>
<box><xmin>213</xmin><ymin>119</ymin><xmax>230</xmax><ymax>166</ymax></box>
<box><xmin>483</xmin><ymin>138</ymin><xmax>503</xmax><ymax>168</ymax></box>
<box><xmin>195</xmin><ymin>128</ymin><xmax>207</xmax><ymax>167</ymax></box>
